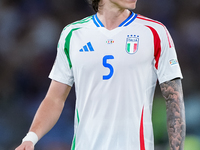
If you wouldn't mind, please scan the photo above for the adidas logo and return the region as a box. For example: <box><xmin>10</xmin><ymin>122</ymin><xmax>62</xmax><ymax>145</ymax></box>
<box><xmin>79</xmin><ymin>42</ymin><xmax>94</xmax><ymax>52</ymax></box>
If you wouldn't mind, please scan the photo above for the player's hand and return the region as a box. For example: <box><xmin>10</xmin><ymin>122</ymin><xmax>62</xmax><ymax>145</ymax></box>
<box><xmin>15</xmin><ymin>141</ymin><xmax>34</xmax><ymax>150</ymax></box>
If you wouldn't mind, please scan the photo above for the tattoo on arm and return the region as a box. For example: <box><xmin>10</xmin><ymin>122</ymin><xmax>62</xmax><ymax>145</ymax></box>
<box><xmin>160</xmin><ymin>79</ymin><xmax>186</xmax><ymax>150</ymax></box>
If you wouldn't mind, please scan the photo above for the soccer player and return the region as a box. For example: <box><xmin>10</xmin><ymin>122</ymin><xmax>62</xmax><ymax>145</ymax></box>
<box><xmin>15</xmin><ymin>0</ymin><xmax>186</xmax><ymax>150</ymax></box>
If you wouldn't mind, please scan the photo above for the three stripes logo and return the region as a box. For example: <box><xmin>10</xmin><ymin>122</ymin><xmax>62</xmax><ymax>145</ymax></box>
<box><xmin>79</xmin><ymin>42</ymin><xmax>94</xmax><ymax>52</ymax></box>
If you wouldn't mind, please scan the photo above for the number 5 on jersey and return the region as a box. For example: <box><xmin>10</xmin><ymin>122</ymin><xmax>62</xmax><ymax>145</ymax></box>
<box><xmin>103</xmin><ymin>55</ymin><xmax>114</xmax><ymax>80</ymax></box>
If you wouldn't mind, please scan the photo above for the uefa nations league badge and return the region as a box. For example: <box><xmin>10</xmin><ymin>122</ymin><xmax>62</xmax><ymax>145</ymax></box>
<box><xmin>126</xmin><ymin>35</ymin><xmax>139</xmax><ymax>54</ymax></box>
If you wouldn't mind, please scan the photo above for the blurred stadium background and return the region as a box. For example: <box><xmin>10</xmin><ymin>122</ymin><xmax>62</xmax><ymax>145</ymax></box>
<box><xmin>0</xmin><ymin>0</ymin><xmax>200</xmax><ymax>149</ymax></box>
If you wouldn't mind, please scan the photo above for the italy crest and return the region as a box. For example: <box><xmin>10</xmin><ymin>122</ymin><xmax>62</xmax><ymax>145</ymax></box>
<box><xmin>126</xmin><ymin>35</ymin><xmax>139</xmax><ymax>54</ymax></box>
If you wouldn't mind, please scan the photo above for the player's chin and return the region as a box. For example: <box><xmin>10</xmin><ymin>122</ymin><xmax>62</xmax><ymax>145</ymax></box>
<box><xmin>127</xmin><ymin>3</ymin><xmax>137</xmax><ymax>10</ymax></box>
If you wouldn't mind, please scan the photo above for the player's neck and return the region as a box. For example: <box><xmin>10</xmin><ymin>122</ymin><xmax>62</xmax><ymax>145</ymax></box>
<box><xmin>97</xmin><ymin>8</ymin><xmax>131</xmax><ymax>30</ymax></box>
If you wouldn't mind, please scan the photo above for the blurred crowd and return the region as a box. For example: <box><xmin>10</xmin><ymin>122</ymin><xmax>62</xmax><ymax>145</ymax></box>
<box><xmin>0</xmin><ymin>0</ymin><xmax>200</xmax><ymax>149</ymax></box>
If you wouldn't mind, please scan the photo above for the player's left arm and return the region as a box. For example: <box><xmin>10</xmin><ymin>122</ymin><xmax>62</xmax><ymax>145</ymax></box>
<box><xmin>160</xmin><ymin>78</ymin><xmax>186</xmax><ymax>150</ymax></box>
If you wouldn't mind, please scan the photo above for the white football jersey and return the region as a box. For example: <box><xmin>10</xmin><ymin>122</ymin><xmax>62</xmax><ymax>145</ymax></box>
<box><xmin>49</xmin><ymin>11</ymin><xmax>183</xmax><ymax>150</ymax></box>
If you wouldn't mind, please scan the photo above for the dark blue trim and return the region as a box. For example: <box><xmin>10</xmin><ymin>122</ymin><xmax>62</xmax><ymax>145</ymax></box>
<box><xmin>93</xmin><ymin>11</ymin><xmax>137</xmax><ymax>28</ymax></box>
<box><xmin>124</xmin><ymin>13</ymin><xmax>138</xmax><ymax>26</ymax></box>
<box><xmin>92</xmin><ymin>15</ymin><xmax>100</xmax><ymax>27</ymax></box>
<box><xmin>118</xmin><ymin>11</ymin><xmax>134</xmax><ymax>27</ymax></box>
<box><xmin>95</xmin><ymin>14</ymin><xmax>104</xmax><ymax>27</ymax></box>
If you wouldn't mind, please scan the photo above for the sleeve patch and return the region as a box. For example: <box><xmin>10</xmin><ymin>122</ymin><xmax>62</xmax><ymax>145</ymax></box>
<box><xmin>169</xmin><ymin>59</ymin><xmax>178</xmax><ymax>66</ymax></box>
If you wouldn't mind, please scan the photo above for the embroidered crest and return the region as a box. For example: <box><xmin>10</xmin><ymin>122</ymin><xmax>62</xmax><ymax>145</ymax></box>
<box><xmin>126</xmin><ymin>35</ymin><xmax>139</xmax><ymax>54</ymax></box>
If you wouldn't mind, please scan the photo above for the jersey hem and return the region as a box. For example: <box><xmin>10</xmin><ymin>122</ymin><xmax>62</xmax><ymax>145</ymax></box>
<box><xmin>158</xmin><ymin>73</ymin><xmax>183</xmax><ymax>84</ymax></box>
<box><xmin>48</xmin><ymin>74</ymin><xmax>74</xmax><ymax>87</ymax></box>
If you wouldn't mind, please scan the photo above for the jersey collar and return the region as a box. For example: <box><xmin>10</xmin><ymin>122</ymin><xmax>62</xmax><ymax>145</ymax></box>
<box><xmin>92</xmin><ymin>11</ymin><xmax>137</xmax><ymax>28</ymax></box>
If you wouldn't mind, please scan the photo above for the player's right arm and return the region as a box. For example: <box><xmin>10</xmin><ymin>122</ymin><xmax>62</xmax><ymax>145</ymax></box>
<box><xmin>15</xmin><ymin>80</ymin><xmax>71</xmax><ymax>150</ymax></box>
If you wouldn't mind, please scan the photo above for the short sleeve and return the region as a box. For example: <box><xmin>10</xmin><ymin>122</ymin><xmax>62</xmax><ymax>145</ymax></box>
<box><xmin>156</xmin><ymin>26</ymin><xmax>183</xmax><ymax>84</ymax></box>
<box><xmin>49</xmin><ymin>27</ymin><xmax>74</xmax><ymax>86</ymax></box>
